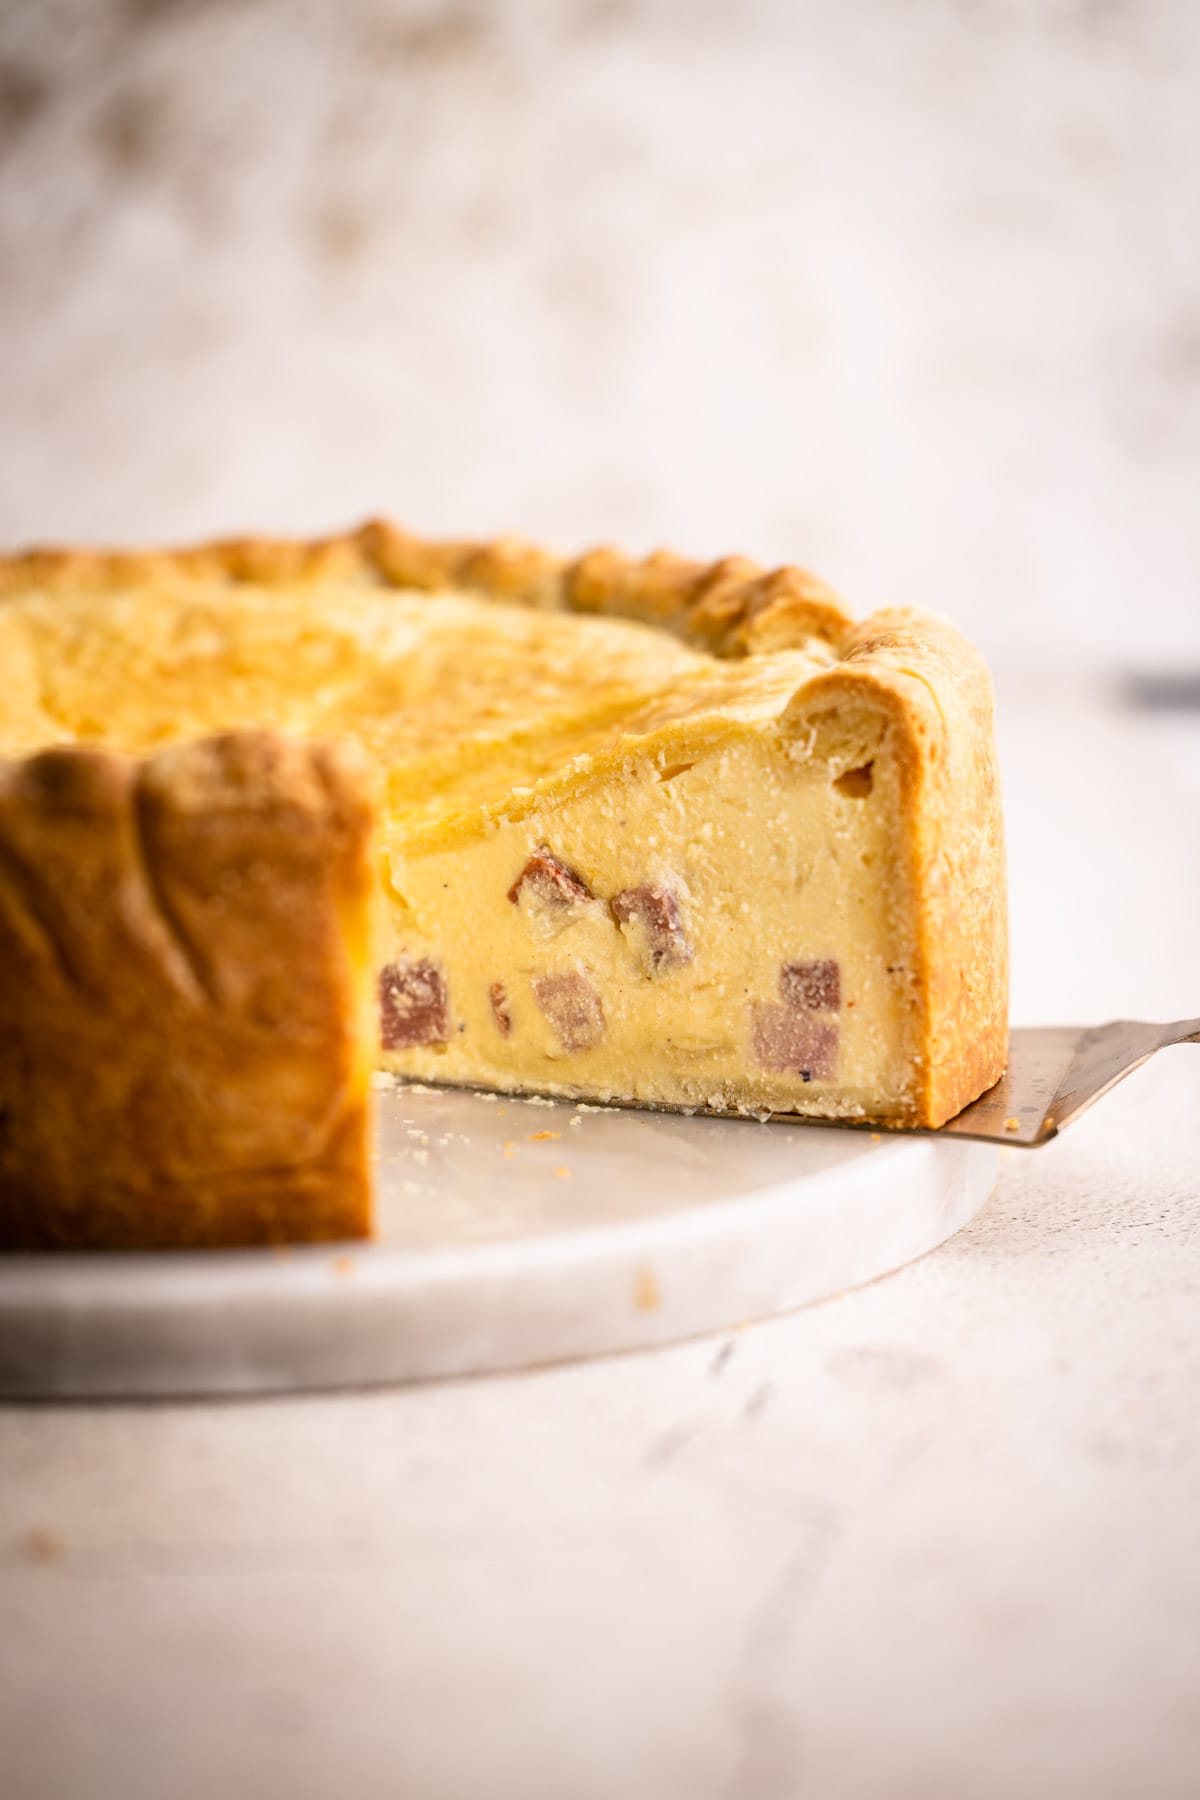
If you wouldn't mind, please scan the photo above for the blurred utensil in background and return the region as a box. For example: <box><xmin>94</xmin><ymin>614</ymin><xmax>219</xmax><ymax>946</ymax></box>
<box><xmin>1123</xmin><ymin>672</ymin><xmax>1200</xmax><ymax>710</ymax></box>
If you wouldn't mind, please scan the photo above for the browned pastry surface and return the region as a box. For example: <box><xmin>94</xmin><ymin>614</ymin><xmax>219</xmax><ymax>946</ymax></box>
<box><xmin>0</xmin><ymin>518</ymin><xmax>856</xmax><ymax>659</ymax></box>
<box><xmin>793</xmin><ymin>610</ymin><xmax>1008</xmax><ymax>1125</ymax></box>
<box><xmin>0</xmin><ymin>732</ymin><xmax>375</xmax><ymax>1248</ymax></box>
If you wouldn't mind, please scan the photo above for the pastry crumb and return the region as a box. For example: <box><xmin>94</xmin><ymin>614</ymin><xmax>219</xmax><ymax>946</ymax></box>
<box><xmin>529</xmin><ymin>1130</ymin><xmax>561</xmax><ymax>1141</ymax></box>
<box><xmin>24</xmin><ymin>1528</ymin><xmax>64</xmax><ymax>1564</ymax></box>
<box><xmin>1004</xmin><ymin>1116</ymin><xmax>1021</xmax><ymax>1133</ymax></box>
<box><xmin>633</xmin><ymin>1265</ymin><xmax>661</xmax><ymax>1310</ymax></box>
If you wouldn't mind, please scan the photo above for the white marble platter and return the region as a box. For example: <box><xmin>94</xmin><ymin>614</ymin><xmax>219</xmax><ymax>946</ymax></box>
<box><xmin>0</xmin><ymin>1082</ymin><xmax>998</xmax><ymax>1400</ymax></box>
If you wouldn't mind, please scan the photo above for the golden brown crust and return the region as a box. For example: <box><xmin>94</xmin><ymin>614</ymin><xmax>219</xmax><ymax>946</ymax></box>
<box><xmin>0</xmin><ymin>519</ymin><xmax>855</xmax><ymax>658</ymax></box>
<box><xmin>0</xmin><ymin>731</ymin><xmax>376</xmax><ymax>1248</ymax></box>
<box><xmin>785</xmin><ymin>609</ymin><xmax>1008</xmax><ymax>1125</ymax></box>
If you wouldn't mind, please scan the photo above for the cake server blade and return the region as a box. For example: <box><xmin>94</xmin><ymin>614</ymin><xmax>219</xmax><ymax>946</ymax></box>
<box><xmin>918</xmin><ymin>1017</ymin><xmax>1200</xmax><ymax>1146</ymax></box>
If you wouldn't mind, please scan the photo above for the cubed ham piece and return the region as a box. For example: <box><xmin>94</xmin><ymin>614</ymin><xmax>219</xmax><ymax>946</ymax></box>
<box><xmin>507</xmin><ymin>849</ymin><xmax>593</xmax><ymax>911</ymax></box>
<box><xmin>779</xmin><ymin>958</ymin><xmax>840</xmax><ymax>1012</ymax></box>
<box><xmin>751</xmin><ymin>956</ymin><xmax>842</xmax><ymax>1078</ymax></box>
<box><xmin>489</xmin><ymin>980</ymin><xmax>513</xmax><ymax>1038</ymax></box>
<box><xmin>379</xmin><ymin>959</ymin><xmax>450</xmax><ymax>1049</ymax></box>
<box><xmin>611</xmin><ymin>882</ymin><xmax>693</xmax><ymax>974</ymax></box>
<box><xmin>751</xmin><ymin>1009</ymin><xmax>838</xmax><ymax>1081</ymax></box>
<box><xmin>532</xmin><ymin>970</ymin><xmax>605</xmax><ymax>1053</ymax></box>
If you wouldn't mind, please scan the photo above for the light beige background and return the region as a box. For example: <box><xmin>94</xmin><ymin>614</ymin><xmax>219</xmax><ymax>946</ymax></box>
<box><xmin>2</xmin><ymin>0</ymin><xmax>1198</xmax><ymax>662</ymax></box>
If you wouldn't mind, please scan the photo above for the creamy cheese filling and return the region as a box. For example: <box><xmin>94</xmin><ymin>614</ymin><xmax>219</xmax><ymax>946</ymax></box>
<box><xmin>378</xmin><ymin>724</ymin><xmax>916</xmax><ymax>1117</ymax></box>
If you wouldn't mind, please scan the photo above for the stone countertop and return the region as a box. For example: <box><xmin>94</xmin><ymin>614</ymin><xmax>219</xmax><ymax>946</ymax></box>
<box><xmin>2</xmin><ymin>673</ymin><xmax>1198</xmax><ymax>1800</ymax></box>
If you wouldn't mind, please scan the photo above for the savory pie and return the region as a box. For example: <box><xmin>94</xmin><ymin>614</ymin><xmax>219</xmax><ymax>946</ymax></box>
<box><xmin>0</xmin><ymin>522</ymin><xmax>1007</xmax><ymax>1248</ymax></box>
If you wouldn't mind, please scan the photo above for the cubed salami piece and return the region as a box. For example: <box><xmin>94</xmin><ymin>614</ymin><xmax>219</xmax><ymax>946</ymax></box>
<box><xmin>532</xmin><ymin>970</ymin><xmax>605</xmax><ymax>1053</ymax></box>
<box><xmin>779</xmin><ymin>958</ymin><xmax>840</xmax><ymax>1012</ymax></box>
<box><xmin>752</xmin><ymin>1006</ymin><xmax>838</xmax><ymax>1081</ymax></box>
<box><xmin>379</xmin><ymin>959</ymin><xmax>450</xmax><ymax>1050</ymax></box>
<box><xmin>507</xmin><ymin>849</ymin><xmax>593</xmax><ymax>910</ymax></box>
<box><xmin>489</xmin><ymin>980</ymin><xmax>513</xmax><ymax>1038</ymax></box>
<box><xmin>611</xmin><ymin>882</ymin><xmax>693</xmax><ymax>973</ymax></box>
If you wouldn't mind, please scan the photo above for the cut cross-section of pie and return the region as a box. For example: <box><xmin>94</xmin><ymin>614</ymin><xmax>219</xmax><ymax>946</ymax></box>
<box><xmin>0</xmin><ymin>521</ymin><xmax>1007</xmax><ymax>1248</ymax></box>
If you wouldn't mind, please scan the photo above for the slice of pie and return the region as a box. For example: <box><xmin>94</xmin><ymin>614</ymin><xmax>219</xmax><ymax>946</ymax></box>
<box><xmin>0</xmin><ymin>521</ymin><xmax>1007</xmax><ymax>1248</ymax></box>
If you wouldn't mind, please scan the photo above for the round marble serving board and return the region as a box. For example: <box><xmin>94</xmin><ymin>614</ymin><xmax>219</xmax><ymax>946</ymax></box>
<box><xmin>0</xmin><ymin>1083</ymin><xmax>998</xmax><ymax>1400</ymax></box>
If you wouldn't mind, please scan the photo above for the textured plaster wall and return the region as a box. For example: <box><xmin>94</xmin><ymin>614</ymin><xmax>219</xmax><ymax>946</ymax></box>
<box><xmin>0</xmin><ymin>0</ymin><xmax>1198</xmax><ymax>663</ymax></box>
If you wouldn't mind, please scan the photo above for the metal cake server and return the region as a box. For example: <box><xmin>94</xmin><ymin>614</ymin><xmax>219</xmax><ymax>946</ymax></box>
<box><xmin>912</xmin><ymin>1018</ymin><xmax>1200</xmax><ymax>1147</ymax></box>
